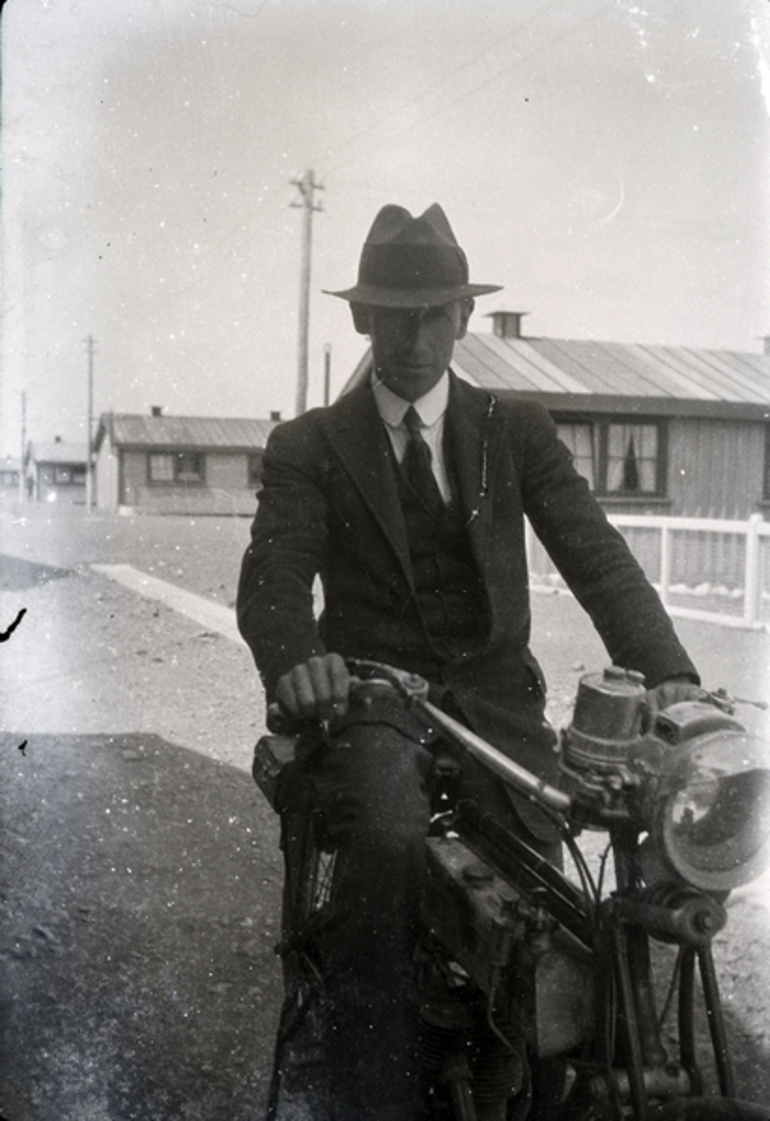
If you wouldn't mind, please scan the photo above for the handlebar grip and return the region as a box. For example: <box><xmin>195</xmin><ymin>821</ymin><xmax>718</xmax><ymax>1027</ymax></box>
<box><xmin>266</xmin><ymin>702</ymin><xmax>325</xmax><ymax>738</ymax></box>
<box><xmin>267</xmin><ymin>702</ymin><xmax>296</xmax><ymax>735</ymax></box>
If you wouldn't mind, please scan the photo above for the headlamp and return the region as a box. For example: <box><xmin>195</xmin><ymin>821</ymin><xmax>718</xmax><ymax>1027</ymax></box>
<box><xmin>562</xmin><ymin>669</ymin><xmax>770</xmax><ymax>893</ymax></box>
<box><xmin>639</xmin><ymin>709</ymin><xmax>770</xmax><ymax>892</ymax></box>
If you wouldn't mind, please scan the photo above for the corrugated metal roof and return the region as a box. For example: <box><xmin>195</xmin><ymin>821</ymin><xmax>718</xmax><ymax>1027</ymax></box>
<box><xmin>104</xmin><ymin>415</ymin><xmax>280</xmax><ymax>449</ymax></box>
<box><xmin>31</xmin><ymin>442</ymin><xmax>89</xmax><ymax>464</ymax></box>
<box><xmin>457</xmin><ymin>336</ymin><xmax>592</xmax><ymax>394</ymax></box>
<box><xmin>454</xmin><ymin>335</ymin><xmax>770</xmax><ymax>406</ymax></box>
<box><xmin>339</xmin><ymin>334</ymin><xmax>770</xmax><ymax>415</ymax></box>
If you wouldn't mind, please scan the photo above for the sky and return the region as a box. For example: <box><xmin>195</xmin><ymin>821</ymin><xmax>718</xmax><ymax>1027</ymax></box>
<box><xmin>2</xmin><ymin>0</ymin><xmax>770</xmax><ymax>453</ymax></box>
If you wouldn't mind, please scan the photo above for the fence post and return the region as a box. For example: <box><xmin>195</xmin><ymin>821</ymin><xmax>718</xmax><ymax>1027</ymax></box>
<box><xmin>744</xmin><ymin>513</ymin><xmax>762</xmax><ymax>626</ymax></box>
<box><xmin>659</xmin><ymin>522</ymin><xmax>671</xmax><ymax>608</ymax></box>
<box><xmin>524</xmin><ymin>516</ymin><xmax>533</xmax><ymax>574</ymax></box>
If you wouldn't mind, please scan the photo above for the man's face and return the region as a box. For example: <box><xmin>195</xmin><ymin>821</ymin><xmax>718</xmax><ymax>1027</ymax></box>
<box><xmin>363</xmin><ymin>299</ymin><xmax>473</xmax><ymax>402</ymax></box>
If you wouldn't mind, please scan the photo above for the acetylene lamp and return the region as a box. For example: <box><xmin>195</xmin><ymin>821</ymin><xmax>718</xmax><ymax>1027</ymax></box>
<box><xmin>632</xmin><ymin>703</ymin><xmax>770</xmax><ymax>892</ymax></box>
<box><xmin>563</xmin><ymin>668</ymin><xmax>770</xmax><ymax>893</ymax></box>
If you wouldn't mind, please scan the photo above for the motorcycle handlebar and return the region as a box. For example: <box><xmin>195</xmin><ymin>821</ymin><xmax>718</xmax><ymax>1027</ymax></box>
<box><xmin>266</xmin><ymin>665</ymin><xmax>572</xmax><ymax>816</ymax></box>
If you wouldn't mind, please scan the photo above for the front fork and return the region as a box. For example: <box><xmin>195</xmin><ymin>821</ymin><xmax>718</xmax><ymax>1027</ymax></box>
<box><xmin>585</xmin><ymin>827</ymin><xmax>732</xmax><ymax>1119</ymax></box>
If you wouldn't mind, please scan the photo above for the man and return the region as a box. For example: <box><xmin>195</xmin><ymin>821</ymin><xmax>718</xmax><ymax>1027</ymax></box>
<box><xmin>238</xmin><ymin>203</ymin><xmax>700</xmax><ymax>1119</ymax></box>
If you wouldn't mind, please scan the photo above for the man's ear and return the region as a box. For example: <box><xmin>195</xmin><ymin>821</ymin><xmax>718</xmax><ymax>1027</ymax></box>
<box><xmin>456</xmin><ymin>298</ymin><xmax>475</xmax><ymax>340</ymax></box>
<box><xmin>350</xmin><ymin>303</ymin><xmax>371</xmax><ymax>335</ymax></box>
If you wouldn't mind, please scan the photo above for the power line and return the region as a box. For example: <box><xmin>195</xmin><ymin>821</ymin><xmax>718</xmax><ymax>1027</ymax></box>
<box><xmin>317</xmin><ymin>2</ymin><xmax>607</xmax><ymax>178</ymax></box>
<box><xmin>313</xmin><ymin>5</ymin><xmax>550</xmax><ymax>171</ymax></box>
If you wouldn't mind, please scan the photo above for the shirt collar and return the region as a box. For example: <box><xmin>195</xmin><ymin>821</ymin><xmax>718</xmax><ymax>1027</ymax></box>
<box><xmin>371</xmin><ymin>370</ymin><xmax>450</xmax><ymax>429</ymax></box>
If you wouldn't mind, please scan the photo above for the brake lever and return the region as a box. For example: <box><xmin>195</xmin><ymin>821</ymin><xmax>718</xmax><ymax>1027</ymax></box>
<box><xmin>707</xmin><ymin>687</ymin><xmax>768</xmax><ymax>713</ymax></box>
<box><xmin>344</xmin><ymin>659</ymin><xmax>431</xmax><ymax>702</ymax></box>
<box><xmin>266</xmin><ymin>702</ymin><xmax>324</xmax><ymax>737</ymax></box>
<box><xmin>345</xmin><ymin>660</ymin><xmax>571</xmax><ymax>815</ymax></box>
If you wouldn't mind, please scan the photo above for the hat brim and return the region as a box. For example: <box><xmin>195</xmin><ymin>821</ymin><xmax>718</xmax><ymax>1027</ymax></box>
<box><xmin>323</xmin><ymin>282</ymin><xmax>503</xmax><ymax>308</ymax></box>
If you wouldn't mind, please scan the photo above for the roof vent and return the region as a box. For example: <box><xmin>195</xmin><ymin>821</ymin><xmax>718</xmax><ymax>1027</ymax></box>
<box><xmin>151</xmin><ymin>406</ymin><xmax>163</xmax><ymax>417</ymax></box>
<box><xmin>270</xmin><ymin>410</ymin><xmax>282</xmax><ymax>422</ymax></box>
<box><xmin>486</xmin><ymin>310</ymin><xmax>528</xmax><ymax>340</ymax></box>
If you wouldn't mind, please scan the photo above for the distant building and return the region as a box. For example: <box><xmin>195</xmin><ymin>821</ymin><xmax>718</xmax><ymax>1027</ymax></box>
<box><xmin>93</xmin><ymin>408</ymin><xmax>282</xmax><ymax>515</ymax></box>
<box><xmin>28</xmin><ymin>439</ymin><xmax>88</xmax><ymax>503</ymax></box>
<box><xmin>340</xmin><ymin>311</ymin><xmax>770</xmax><ymax>522</ymax></box>
<box><xmin>0</xmin><ymin>456</ymin><xmax>22</xmax><ymax>498</ymax></box>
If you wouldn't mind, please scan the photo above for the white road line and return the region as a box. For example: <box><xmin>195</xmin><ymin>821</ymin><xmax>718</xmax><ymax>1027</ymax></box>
<box><xmin>91</xmin><ymin>563</ymin><xmax>243</xmax><ymax>644</ymax></box>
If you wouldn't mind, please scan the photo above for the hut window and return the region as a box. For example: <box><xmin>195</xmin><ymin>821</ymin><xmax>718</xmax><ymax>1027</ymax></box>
<box><xmin>247</xmin><ymin>451</ymin><xmax>265</xmax><ymax>486</ymax></box>
<box><xmin>764</xmin><ymin>425</ymin><xmax>770</xmax><ymax>500</ymax></box>
<box><xmin>149</xmin><ymin>453</ymin><xmax>175</xmax><ymax>482</ymax></box>
<box><xmin>605</xmin><ymin>423</ymin><xmax>660</xmax><ymax>495</ymax></box>
<box><xmin>175</xmin><ymin>452</ymin><xmax>204</xmax><ymax>483</ymax></box>
<box><xmin>553</xmin><ymin>415</ymin><xmax>665</xmax><ymax>497</ymax></box>
<box><xmin>557</xmin><ymin>423</ymin><xmax>596</xmax><ymax>490</ymax></box>
<box><xmin>149</xmin><ymin>452</ymin><xmax>205</xmax><ymax>484</ymax></box>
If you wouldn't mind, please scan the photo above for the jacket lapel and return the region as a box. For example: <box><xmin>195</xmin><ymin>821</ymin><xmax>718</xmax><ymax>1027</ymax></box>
<box><xmin>324</xmin><ymin>374</ymin><xmax>506</xmax><ymax>585</ymax></box>
<box><xmin>325</xmin><ymin>384</ymin><xmax>414</xmax><ymax>583</ymax></box>
<box><xmin>445</xmin><ymin>372</ymin><xmax>506</xmax><ymax>571</ymax></box>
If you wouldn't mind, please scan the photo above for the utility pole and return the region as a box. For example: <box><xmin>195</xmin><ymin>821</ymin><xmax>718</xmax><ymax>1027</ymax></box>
<box><xmin>323</xmin><ymin>343</ymin><xmax>332</xmax><ymax>406</ymax></box>
<box><xmin>290</xmin><ymin>170</ymin><xmax>323</xmax><ymax>417</ymax></box>
<box><xmin>85</xmin><ymin>335</ymin><xmax>96</xmax><ymax>512</ymax></box>
<box><xmin>19</xmin><ymin>391</ymin><xmax>26</xmax><ymax>503</ymax></box>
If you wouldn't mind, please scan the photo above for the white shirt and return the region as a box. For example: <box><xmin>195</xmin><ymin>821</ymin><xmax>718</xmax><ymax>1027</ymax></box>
<box><xmin>371</xmin><ymin>371</ymin><xmax>452</xmax><ymax>502</ymax></box>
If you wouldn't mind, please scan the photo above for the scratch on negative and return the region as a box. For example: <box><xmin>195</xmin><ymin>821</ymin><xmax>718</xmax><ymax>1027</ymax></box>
<box><xmin>1</xmin><ymin>607</ymin><xmax>27</xmax><ymax>643</ymax></box>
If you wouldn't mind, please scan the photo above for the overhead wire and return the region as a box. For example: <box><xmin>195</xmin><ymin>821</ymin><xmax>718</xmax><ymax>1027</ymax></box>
<box><xmin>316</xmin><ymin>1</ymin><xmax>608</xmax><ymax>178</ymax></box>
<box><xmin>312</xmin><ymin>0</ymin><xmax>555</xmax><ymax>171</ymax></box>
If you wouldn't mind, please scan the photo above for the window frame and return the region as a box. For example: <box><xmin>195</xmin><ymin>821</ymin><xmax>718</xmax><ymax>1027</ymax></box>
<box><xmin>554</xmin><ymin>414</ymin><xmax>668</xmax><ymax>499</ymax></box>
<box><xmin>147</xmin><ymin>450</ymin><xmax>206</xmax><ymax>486</ymax></box>
<box><xmin>247</xmin><ymin>451</ymin><xmax>264</xmax><ymax>486</ymax></box>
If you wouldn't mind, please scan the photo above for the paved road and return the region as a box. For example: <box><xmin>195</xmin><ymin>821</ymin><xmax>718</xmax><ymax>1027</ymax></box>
<box><xmin>1</xmin><ymin>504</ymin><xmax>281</xmax><ymax>1121</ymax></box>
<box><xmin>1</xmin><ymin>501</ymin><xmax>769</xmax><ymax>1117</ymax></box>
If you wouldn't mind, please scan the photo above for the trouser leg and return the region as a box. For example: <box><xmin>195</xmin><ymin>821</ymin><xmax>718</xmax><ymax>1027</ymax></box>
<box><xmin>310</xmin><ymin>717</ymin><xmax>433</xmax><ymax>1121</ymax></box>
<box><xmin>303</xmin><ymin>701</ymin><xmax>560</xmax><ymax>1120</ymax></box>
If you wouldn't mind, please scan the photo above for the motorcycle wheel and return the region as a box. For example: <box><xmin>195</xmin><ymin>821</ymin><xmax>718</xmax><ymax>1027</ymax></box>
<box><xmin>266</xmin><ymin>804</ymin><xmax>337</xmax><ymax>1120</ymax></box>
<box><xmin>648</xmin><ymin>1099</ymin><xmax>770</xmax><ymax>1120</ymax></box>
<box><xmin>537</xmin><ymin>1098</ymin><xmax>770</xmax><ymax>1121</ymax></box>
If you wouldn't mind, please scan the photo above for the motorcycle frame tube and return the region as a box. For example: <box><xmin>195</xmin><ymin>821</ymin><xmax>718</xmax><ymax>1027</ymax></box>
<box><xmin>454</xmin><ymin>798</ymin><xmax>592</xmax><ymax>945</ymax></box>
<box><xmin>417</xmin><ymin>697</ymin><xmax>572</xmax><ymax>814</ymax></box>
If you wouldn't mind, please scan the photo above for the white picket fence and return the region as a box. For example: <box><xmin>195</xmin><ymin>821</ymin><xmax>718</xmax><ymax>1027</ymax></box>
<box><xmin>527</xmin><ymin>512</ymin><xmax>770</xmax><ymax>632</ymax></box>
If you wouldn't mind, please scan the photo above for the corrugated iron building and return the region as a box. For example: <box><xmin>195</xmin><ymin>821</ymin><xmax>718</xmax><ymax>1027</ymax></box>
<box><xmin>0</xmin><ymin>456</ymin><xmax>22</xmax><ymax>497</ymax></box>
<box><xmin>341</xmin><ymin>311</ymin><xmax>770</xmax><ymax>522</ymax></box>
<box><xmin>94</xmin><ymin>410</ymin><xmax>281</xmax><ymax>515</ymax></box>
<box><xmin>28</xmin><ymin>440</ymin><xmax>88</xmax><ymax>504</ymax></box>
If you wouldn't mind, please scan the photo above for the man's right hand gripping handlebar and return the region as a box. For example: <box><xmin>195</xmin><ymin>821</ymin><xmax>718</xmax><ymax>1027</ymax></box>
<box><xmin>270</xmin><ymin>653</ymin><xmax>352</xmax><ymax>731</ymax></box>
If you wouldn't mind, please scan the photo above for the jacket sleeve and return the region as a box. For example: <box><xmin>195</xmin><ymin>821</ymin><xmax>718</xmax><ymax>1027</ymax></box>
<box><xmin>515</xmin><ymin>402</ymin><xmax>699</xmax><ymax>688</ymax></box>
<box><xmin>236</xmin><ymin>420</ymin><xmax>328</xmax><ymax>699</ymax></box>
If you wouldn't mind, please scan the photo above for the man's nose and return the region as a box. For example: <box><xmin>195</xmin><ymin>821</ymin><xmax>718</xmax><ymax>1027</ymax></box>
<box><xmin>402</xmin><ymin>309</ymin><xmax>430</xmax><ymax>345</ymax></box>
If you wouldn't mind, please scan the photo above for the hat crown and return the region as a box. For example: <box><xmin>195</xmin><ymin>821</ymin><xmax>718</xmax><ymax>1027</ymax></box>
<box><xmin>357</xmin><ymin>203</ymin><xmax>469</xmax><ymax>295</ymax></box>
<box><xmin>325</xmin><ymin>202</ymin><xmax>502</xmax><ymax>308</ymax></box>
<box><xmin>366</xmin><ymin>203</ymin><xmax>458</xmax><ymax>248</ymax></box>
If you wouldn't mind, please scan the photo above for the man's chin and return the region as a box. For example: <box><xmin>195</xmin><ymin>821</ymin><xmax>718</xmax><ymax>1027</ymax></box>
<box><xmin>379</xmin><ymin>366</ymin><xmax>443</xmax><ymax>399</ymax></box>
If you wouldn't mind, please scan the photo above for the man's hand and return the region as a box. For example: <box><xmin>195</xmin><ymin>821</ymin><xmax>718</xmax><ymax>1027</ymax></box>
<box><xmin>647</xmin><ymin>674</ymin><xmax>706</xmax><ymax>714</ymax></box>
<box><xmin>275</xmin><ymin>653</ymin><xmax>351</xmax><ymax>722</ymax></box>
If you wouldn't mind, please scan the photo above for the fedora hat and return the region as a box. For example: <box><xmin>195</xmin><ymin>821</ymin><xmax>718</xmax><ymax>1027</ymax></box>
<box><xmin>325</xmin><ymin>203</ymin><xmax>502</xmax><ymax>308</ymax></box>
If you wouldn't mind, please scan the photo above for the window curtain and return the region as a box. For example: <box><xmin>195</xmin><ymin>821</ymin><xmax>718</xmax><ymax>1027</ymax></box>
<box><xmin>607</xmin><ymin>424</ymin><xmax>657</xmax><ymax>493</ymax></box>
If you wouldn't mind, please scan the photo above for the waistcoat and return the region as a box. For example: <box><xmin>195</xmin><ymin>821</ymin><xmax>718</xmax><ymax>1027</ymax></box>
<box><xmin>395</xmin><ymin>456</ymin><xmax>489</xmax><ymax>666</ymax></box>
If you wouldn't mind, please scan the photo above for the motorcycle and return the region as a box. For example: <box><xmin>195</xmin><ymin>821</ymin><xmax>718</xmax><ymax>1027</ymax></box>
<box><xmin>253</xmin><ymin>659</ymin><xmax>770</xmax><ymax>1120</ymax></box>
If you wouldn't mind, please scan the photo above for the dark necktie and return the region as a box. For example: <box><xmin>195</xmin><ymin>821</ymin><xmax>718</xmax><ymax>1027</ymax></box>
<box><xmin>402</xmin><ymin>406</ymin><xmax>445</xmax><ymax>515</ymax></box>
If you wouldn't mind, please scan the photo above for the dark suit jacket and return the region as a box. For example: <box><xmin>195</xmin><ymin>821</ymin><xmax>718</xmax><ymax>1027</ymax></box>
<box><xmin>237</xmin><ymin>373</ymin><xmax>697</xmax><ymax>791</ymax></box>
